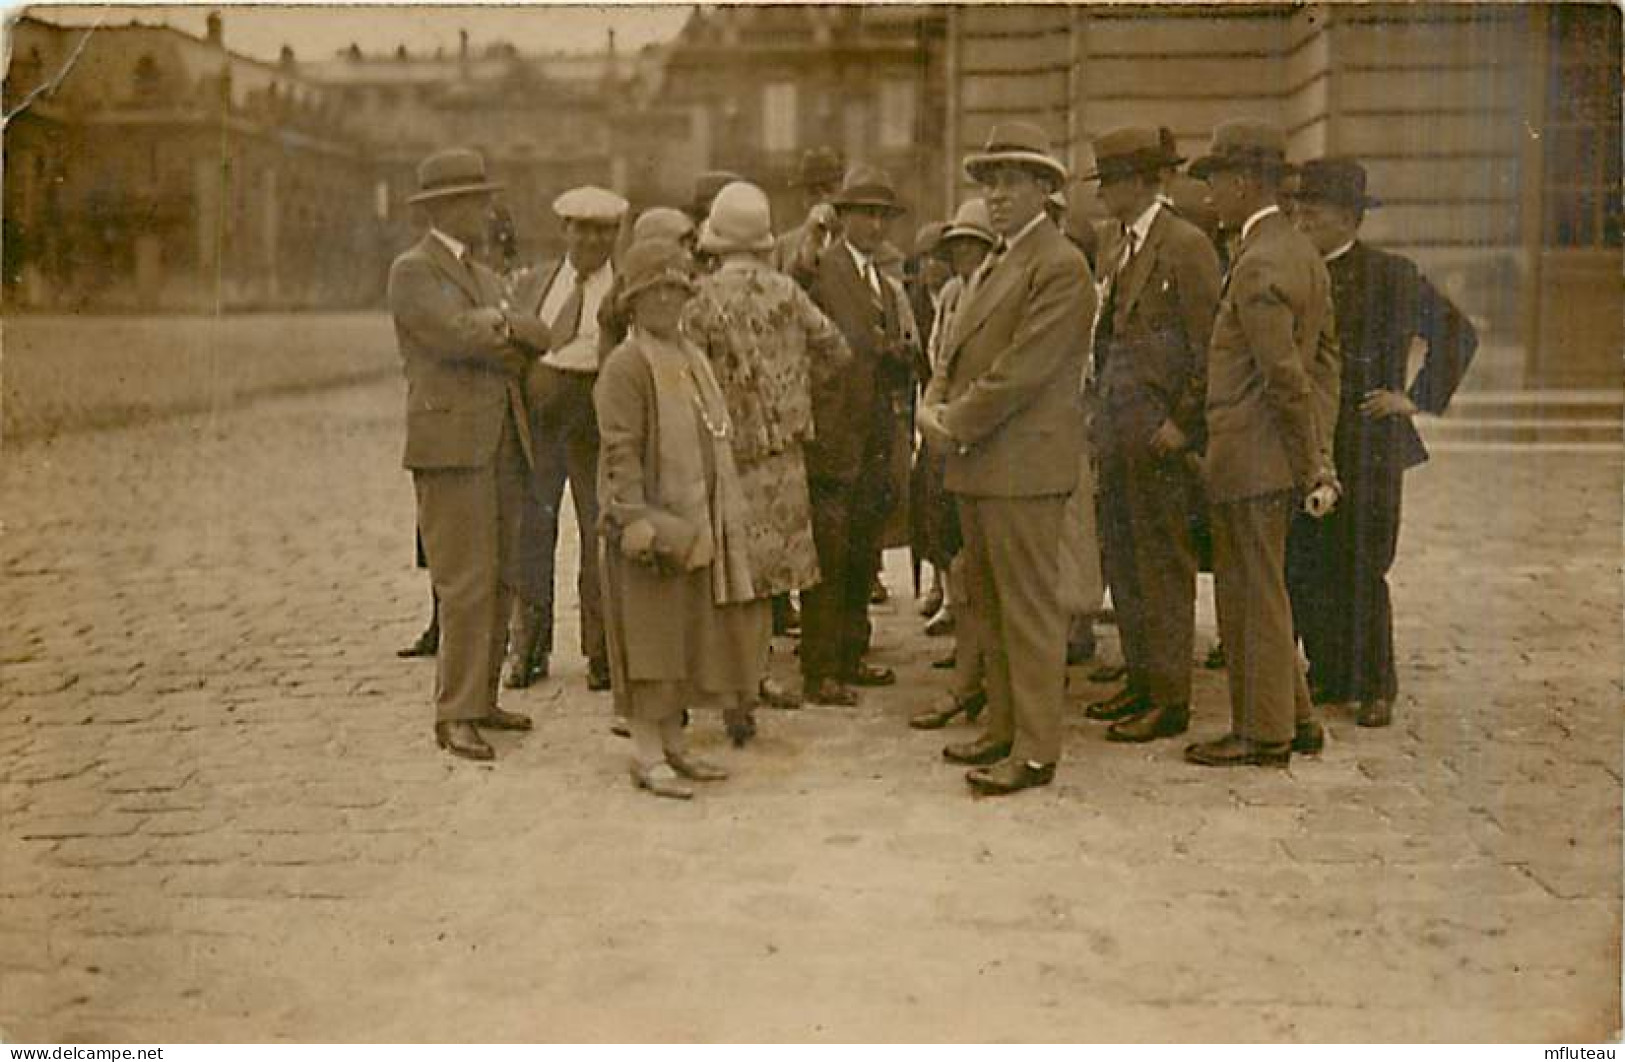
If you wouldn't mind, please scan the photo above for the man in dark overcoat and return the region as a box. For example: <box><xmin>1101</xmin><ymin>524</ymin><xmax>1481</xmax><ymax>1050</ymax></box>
<box><xmin>797</xmin><ymin>164</ymin><xmax>921</xmax><ymax>706</ymax></box>
<box><xmin>1081</xmin><ymin>126</ymin><xmax>1223</xmax><ymax>743</ymax></box>
<box><xmin>918</xmin><ymin>122</ymin><xmax>1095</xmax><ymax>795</ymax></box>
<box><xmin>1184</xmin><ymin>121</ymin><xmax>1342</xmax><ymax>769</ymax></box>
<box><xmin>1284</xmin><ymin>158</ymin><xmax>1477</xmax><ymax>728</ymax></box>
<box><xmin>388</xmin><ymin>148</ymin><xmax>550</xmax><ymax>761</ymax></box>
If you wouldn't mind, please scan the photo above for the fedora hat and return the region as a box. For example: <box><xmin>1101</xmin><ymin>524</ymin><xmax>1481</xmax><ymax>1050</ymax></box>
<box><xmin>1188</xmin><ymin>119</ymin><xmax>1290</xmax><ymax>180</ymax></box>
<box><xmin>1287</xmin><ymin>157</ymin><xmax>1381</xmax><ymax>211</ymax></box>
<box><xmin>698</xmin><ymin>181</ymin><xmax>776</xmax><ymax>254</ymax></box>
<box><xmin>964</xmin><ymin>121</ymin><xmax>1068</xmax><ymax>186</ymax></box>
<box><xmin>941</xmin><ymin>198</ymin><xmax>996</xmax><ymax>246</ymax></box>
<box><xmin>830</xmin><ymin>163</ymin><xmax>907</xmax><ymax>215</ymax></box>
<box><xmin>617</xmin><ymin>238</ymin><xmax>695</xmax><ymax>311</ymax></box>
<box><xmin>1158</xmin><ymin>127</ymin><xmax>1187</xmax><ymax>169</ymax></box>
<box><xmin>1083</xmin><ymin>125</ymin><xmax>1169</xmax><ymax>183</ymax></box>
<box><xmin>407</xmin><ymin>148</ymin><xmax>504</xmax><ymax>204</ymax></box>
<box><xmin>795</xmin><ymin>146</ymin><xmax>846</xmax><ymax>191</ymax></box>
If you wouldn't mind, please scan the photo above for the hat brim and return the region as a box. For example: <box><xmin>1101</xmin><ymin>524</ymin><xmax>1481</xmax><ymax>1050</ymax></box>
<box><xmin>406</xmin><ymin>181</ymin><xmax>504</xmax><ymax>205</ymax></box>
<box><xmin>964</xmin><ymin>151</ymin><xmax>1068</xmax><ymax>186</ymax></box>
<box><xmin>696</xmin><ymin>225</ymin><xmax>775</xmax><ymax>255</ymax></box>
<box><xmin>831</xmin><ymin>196</ymin><xmax>907</xmax><ymax>216</ymax></box>
<box><xmin>940</xmin><ymin>225</ymin><xmax>996</xmax><ymax>246</ymax></box>
<box><xmin>1286</xmin><ymin>190</ymin><xmax>1382</xmax><ymax>210</ymax></box>
<box><xmin>1188</xmin><ymin>153</ymin><xmax>1289</xmax><ymax>181</ymax></box>
<box><xmin>619</xmin><ymin>271</ymin><xmax>696</xmax><ymax>309</ymax></box>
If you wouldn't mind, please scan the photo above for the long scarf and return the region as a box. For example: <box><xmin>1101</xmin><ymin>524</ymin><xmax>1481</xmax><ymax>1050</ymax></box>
<box><xmin>637</xmin><ymin>328</ymin><xmax>756</xmax><ymax>606</ymax></box>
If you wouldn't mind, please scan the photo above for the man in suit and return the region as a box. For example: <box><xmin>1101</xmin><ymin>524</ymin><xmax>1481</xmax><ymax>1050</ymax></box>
<box><xmin>1081</xmin><ymin>126</ymin><xmax>1223</xmax><ymax>744</ymax></box>
<box><xmin>1284</xmin><ymin>158</ymin><xmax>1477</xmax><ymax>728</ymax></box>
<box><xmin>918</xmin><ymin>122</ymin><xmax>1095</xmax><ymax>795</ymax></box>
<box><xmin>504</xmin><ymin>186</ymin><xmax>628</xmax><ymax>693</ymax></box>
<box><xmin>798</xmin><ymin>164</ymin><xmax>921</xmax><ymax>706</ymax></box>
<box><xmin>388</xmin><ymin>148</ymin><xmax>550</xmax><ymax>761</ymax></box>
<box><xmin>1184</xmin><ymin>120</ymin><xmax>1342</xmax><ymax>768</ymax></box>
<box><xmin>773</xmin><ymin>147</ymin><xmax>845</xmax><ymax>279</ymax></box>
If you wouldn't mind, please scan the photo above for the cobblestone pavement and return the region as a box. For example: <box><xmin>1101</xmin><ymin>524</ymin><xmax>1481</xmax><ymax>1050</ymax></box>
<box><xmin>2</xmin><ymin>376</ymin><xmax>1619</xmax><ymax>1043</ymax></box>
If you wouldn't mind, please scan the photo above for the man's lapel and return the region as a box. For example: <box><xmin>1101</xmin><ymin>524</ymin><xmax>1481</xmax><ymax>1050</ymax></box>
<box><xmin>943</xmin><ymin>226</ymin><xmax>1035</xmax><ymax>367</ymax></box>
<box><xmin>421</xmin><ymin>234</ymin><xmax>483</xmax><ymax>307</ymax></box>
<box><xmin>1115</xmin><ymin>209</ymin><xmax>1168</xmax><ymax>325</ymax></box>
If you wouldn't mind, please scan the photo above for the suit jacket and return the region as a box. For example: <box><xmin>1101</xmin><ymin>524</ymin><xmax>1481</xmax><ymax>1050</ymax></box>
<box><xmin>925</xmin><ymin>217</ymin><xmax>1095</xmax><ymax>498</ymax></box>
<box><xmin>1094</xmin><ymin>206</ymin><xmax>1222</xmax><ymax>454</ymax></box>
<box><xmin>388</xmin><ymin>233</ymin><xmax>533</xmax><ymax>471</ymax></box>
<box><xmin>803</xmin><ymin>243</ymin><xmax>921</xmax><ymax>485</ymax></box>
<box><xmin>1203</xmin><ymin>210</ymin><xmax>1339</xmax><ymax>505</ymax></box>
<box><xmin>1327</xmin><ymin>240</ymin><xmax>1477</xmax><ymax>474</ymax></box>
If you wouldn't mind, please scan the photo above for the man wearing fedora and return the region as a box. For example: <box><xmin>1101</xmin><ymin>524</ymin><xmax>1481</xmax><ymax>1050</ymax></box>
<box><xmin>1080</xmin><ymin>125</ymin><xmax>1222</xmax><ymax>745</ymax></box>
<box><xmin>504</xmin><ymin>185</ymin><xmax>629</xmax><ymax>694</ymax></box>
<box><xmin>1284</xmin><ymin>157</ymin><xmax>1477</xmax><ymax>729</ymax></box>
<box><xmin>917</xmin><ymin>122</ymin><xmax>1095</xmax><ymax>795</ymax></box>
<box><xmin>798</xmin><ymin>164</ymin><xmax>921</xmax><ymax>706</ymax></box>
<box><xmin>389</xmin><ymin>147</ymin><xmax>551</xmax><ymax>761</ymax></box>
<box><xmin>1183</xmin><ymin>120</ymin><xmax>1342</xmax><ymax>769</ymax></box>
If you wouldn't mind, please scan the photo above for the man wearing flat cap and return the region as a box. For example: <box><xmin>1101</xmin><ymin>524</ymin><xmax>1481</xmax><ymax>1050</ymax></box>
<box><xmin>918</xmin><ymin>122</ymin><xmax>1096</xmax><ymax>795</ymax></box>
<box><xmin>1284</xmin><ymin>157</ymin><xmax>1477</xmax><ymax>729</ymax></box>
<box><xmin>1184</xmin><ymin>119</ymin><xmax>1342</xmax><ymax>768</ymax></box>
<box><xmin>389</xmin><ymin>148</ymin><xmax>552</xmax><ymax>761</ymax></box>
<box><xmin>505</xmin><ymin>185</ymin><xmax>629</xmax><ymax>693</ymax></box>
<box><xmin>1081</xmin><ymin>125</ymin><xmax>1223</xmax><ymax>746</ymax></box>
<box><xmin>798</xmin><ymin>163</ymin><xmax>922</xmax><ymax>706</ymax></box>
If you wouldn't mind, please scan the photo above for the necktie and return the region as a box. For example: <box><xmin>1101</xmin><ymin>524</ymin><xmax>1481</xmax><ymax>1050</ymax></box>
<box><xmin>550</xmin><ymin>275</ymin><xmax>585</xmax><ymax>350</ymax></box>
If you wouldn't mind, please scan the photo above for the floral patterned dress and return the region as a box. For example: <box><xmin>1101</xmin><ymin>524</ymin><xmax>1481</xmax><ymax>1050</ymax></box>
<box><xmin>683</xmin><ymin>258</ymin><xmax>851</xmax><ymax>599</ymax></box>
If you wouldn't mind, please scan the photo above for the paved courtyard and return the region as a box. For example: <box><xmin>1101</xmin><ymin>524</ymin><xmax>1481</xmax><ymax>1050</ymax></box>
<box><xmin>1</xmin><ymin>372</ymin><xmax>1619</xmax><ymax>1042</ymax></box>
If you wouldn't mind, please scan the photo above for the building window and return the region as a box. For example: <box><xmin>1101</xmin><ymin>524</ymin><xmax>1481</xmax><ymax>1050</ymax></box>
<box><xmin>877</xmin><ymin>79</ymin><xmax>915</xmax><ymax>150</ymax></box>
<box><xmin>132</xmin><ymin>53</ymin><xmax>161</xmax><ymax>101</ymax></box>
<box><xmin>762</xmin><ymin>82</ymin><xmax>797</xmax><ymax>153</ymax></box>
<box><xmin>1543</xmin><ymin>7</ymin><xmax>1622</xmax><ymax>247</ymax></box>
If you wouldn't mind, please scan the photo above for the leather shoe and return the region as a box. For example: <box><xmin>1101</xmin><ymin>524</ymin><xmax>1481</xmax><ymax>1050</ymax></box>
<box><xmin>1292</xmin><ymin>718</ymin><xmax>1326</xmax><ymax>754</ymax></box>
<box><xmin>587</xmin><ymin>657</ymin><xmax>612</xmax><ymax>692</ymax></box>
<box><xmin>1204</xmin><ymin>642</ymin><xmax>1227</xmax><ymax>670</ymax></box>
<box><xmin>908</xmin><ymin>689</ymin><xmax>987</xmax><ymax>730</ymax></box>
<box><xmin>504</xmin><ymin>651</ymin><xmax>549</xmax><ymax>689</ymax></box>
<box><xmin>1086</xmin><ymin>661</ymin><xmax>1127</xmax><ymax>684</ymax></box>
<box><xmin>724</xmin><ymin>709</ymin><xmax>757</xmax><ymax>748</ymax></box>
<box><xmin>397</xmin><ymin>623</ymin><xmax>439</xmax><ymax>658</ymax></box>
<box><xmin>1106</xmin><ymin>703</ymin><xmax>1189</xmax><ymax>743</ymax></box>
<box><xmin>434</xmin><ymin>721</ymin><xmax>494</xmax><ymax>761</ymax></box>
<box><xmin>942</xmin><ymin>734</ymin><xmax>1011</xmax><ymax>766</ymax></box>
<box><xmin>869</xmin><ymin>577</ymin><xmax>889</xmax><ymax>605</ymax></box>
<box><xmin>918</xmin><ymin>585</ymin><xmax>944</xmax><ymax>618</ymax></box>
<box><xmin>931</xmin><ymin>651</ymin><xmax>956</xmax><ymax>670</ymax></box>
<box><xmin>1184</xmin><ymin>733</ymin><xmax>1290</xmax><ymax>768</ymax></box>
<box><xmin>967</xmin><ymin>759</ymin><xmax>1055</xmax><ymax>795</ymax></box>
<box><xmin>630</xmin><ymin>762</ymin><xmax>693</xmax><ymax>799</ymax></box>
<box><xmin>1084</xmin><ymin>686</ymin><xmax>1147</xmax><ymax>721</ymax></box>
<box><xmin>758</xmin><ymin>676</ymin><xmax>802</xmax><ymax>709</ymax></box>
<box><xmin>1356</xmin><ymin>699</ymin><xmax>1393</xmax><ymax>727</ymax></box>
<box><xmin>807</xmin><ymin>678</ymin><xmax>859</xmax><ymax>706</ymax></box>
<box><xmin>480</xmin><ymin>706</ymin><xmax>533</xmax><ymax>731</ymax></box>
<box><xmin>667</xmin><ymin>750</ymin><xmax>729</xmax><ymax>782</ymax></box>
<box><xmin>846</xmin><ymin>663</ymin><xmax>896</xmax><ymax>687</ymax></box>
<box><xmin>923</xmin><ymin>607</ymin><xmax>955</xmax><ymax>637</ymax></box>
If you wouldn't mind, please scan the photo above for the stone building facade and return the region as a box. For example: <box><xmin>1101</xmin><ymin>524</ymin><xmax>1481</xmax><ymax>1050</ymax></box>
<box><xmin>944</xmin><ymin>3</ymin><xmax>1621</xmax><ymax>388</ymax></box>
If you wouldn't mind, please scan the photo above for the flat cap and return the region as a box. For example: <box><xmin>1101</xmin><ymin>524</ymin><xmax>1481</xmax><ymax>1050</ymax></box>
<box><xmin>552</xmin><ymin>185</ymin><xmax>629</xmax><ymax>223</ymax></box>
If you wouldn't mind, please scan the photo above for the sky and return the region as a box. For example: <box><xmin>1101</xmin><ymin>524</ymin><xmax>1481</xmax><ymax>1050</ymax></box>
<box><xmin>19</xmin><ymin>2</ymin><xmax>695</xmax><ymax>60</ymax></box>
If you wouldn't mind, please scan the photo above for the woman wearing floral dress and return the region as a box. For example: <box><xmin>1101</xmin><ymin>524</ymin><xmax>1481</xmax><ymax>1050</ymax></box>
<box><xmin>682</xmin><ymin>181</ymin><xmax>852</xmax><ymax>742</ymax></box>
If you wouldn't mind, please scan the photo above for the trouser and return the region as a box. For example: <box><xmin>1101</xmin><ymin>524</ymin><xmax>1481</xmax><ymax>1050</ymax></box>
<box><xmin>1098</xmin><ymin>442</ymin><xmax>1198</xmax><ymax>708</ymax></box>
<box><xmin>414</xmin><ymin>416</ymin><xmax>527</xmax><ymax>722</ymax></box>
<box><xmin>515</xmin><ymin>364</ymin><xmax>606</xmax><ymax>663</ymax></box>
<box><xmin>958</xmin><ymin>493</ymin><xmax>1068</xmax><ymax>766</ymax></box>
<box><xmin>801</xmin><ymin>462</ymin><xmax>891</xmax><ymax>684</ymax></box>
<box><xmin>1286</xmin><ymin>470</ymin><xmax>1402</xmax><ymax>703</ymax></box>
<box><xmin>1211</xmin><ymin>491</ymin><xmax>1313</xmax><ymax>744</ymax></box>
<box><xmin>948</xmin><ymin>552</ymin><xmax>984</xmax><ymax>699</ymax></box>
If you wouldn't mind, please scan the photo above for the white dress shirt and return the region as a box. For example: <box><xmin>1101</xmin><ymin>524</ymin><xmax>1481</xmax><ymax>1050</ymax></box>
<box><xmin>538</xmin><ymin>259</ymin><xmax>614</xmax><ymax>372</ymax></box>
